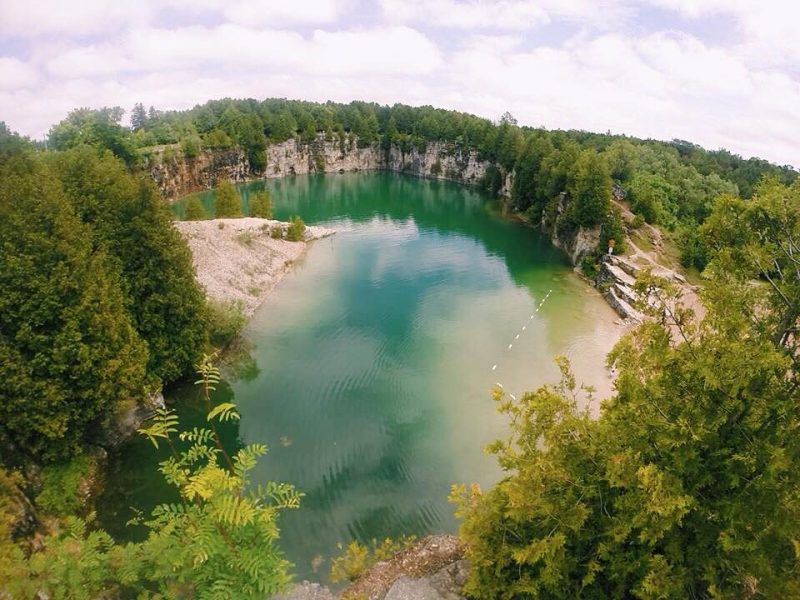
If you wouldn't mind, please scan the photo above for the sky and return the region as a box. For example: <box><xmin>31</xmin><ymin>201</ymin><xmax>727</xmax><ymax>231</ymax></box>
<box><xmin>0</xmin><ymin>0</ymin><xmax>798</xmax><ymax>167</ymax></box>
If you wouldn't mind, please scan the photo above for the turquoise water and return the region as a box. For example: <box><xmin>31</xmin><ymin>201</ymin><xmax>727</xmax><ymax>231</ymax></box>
<box><xmin>102</xmin><ymin>172</ymin><xmax>620</xmax><ymax>582</ymax></box>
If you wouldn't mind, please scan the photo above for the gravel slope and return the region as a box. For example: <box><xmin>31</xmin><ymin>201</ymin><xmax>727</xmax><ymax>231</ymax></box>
<box><xmin>175</xmin><ymin>217</ymin><xmax>335</xmax><ymax>316</ymax></box>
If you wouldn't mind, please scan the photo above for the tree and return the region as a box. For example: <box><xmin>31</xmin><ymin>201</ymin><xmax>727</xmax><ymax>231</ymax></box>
<box><xmin>216</xmin><ymin>180</ymin><xmax>242</xmax><ymax>218</ymax></box>
<box><xmin>286</xmin><ymin>216</ymin><xmax>306</xmax><ymax>241</ymax></box>
<box><xmin>568</xmin><ymin>149</ymin><xmax>612</xmax><ymax>227</ymax></box>
<box><xmin>628</xmin><ymin>173</ymin><xmax>677</xmax><ymax>225</ymax></box>
<box><xmin>184</xmin><ymin>196</ymin><xmax>207</xmax><ymax>220</ymax></box>
<box><xmin>0</xmin><ymin>154</ymin><xmax>148</xmax><ymax>460</ymax></box>
<box><xmin>249</xmin><ymin>190</ymin><xmax>273</xmax><ymax>218</ymax></box>
<box><xmin>48</xmin><ymin>107</ymin><xmax>137</xmax><ymax>166</ymax></box>
<box><xmin>131</xmin><ymin>102</ymin><xmax>148</xmax><ymax>130</ymax></box>
<box><xmin>53</xmin><ymin>147</ymin><xmax>208</xmax><ymax>383</ymax></box>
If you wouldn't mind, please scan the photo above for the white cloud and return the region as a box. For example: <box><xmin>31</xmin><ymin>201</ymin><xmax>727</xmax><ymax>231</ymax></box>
<box><xmin>44</xmin><ymin>25</ymin><xmax>441</xmax><ymax>80</ymax></box>
<box><xmin>0</xmin><ymin>0</ymin><xmax>152</xmax><ymax>36</ymax></box>
<box><xmin>380</xmin><ymin>0</ymin><xmax>626</xmax><ymax>31</ymax></box>
<box><xmin>645</xmin><ymin>0</ymin><xmax>800</xmax><ymax>69</ymax></box>
<box><xmin>224</xmin><ymin>0</ymin><xmax>346</xmax><ymax>26</ymax></box>
<box><xmin>0</xmin><ymin>57</ymin><xmax>40</xmax><ymax>90</ymax></box>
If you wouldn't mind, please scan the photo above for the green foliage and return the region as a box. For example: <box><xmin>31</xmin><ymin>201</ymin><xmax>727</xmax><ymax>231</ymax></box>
<box><xmin>599</xmin><ymin>207</ymin><xmax>626</xmax><ymax>255</ymax></box>
<box><xmin>0</xmin><ymin>153</ymin><xmax>148</xmax><ymax>461</ymax></box>
<box><xmin>286</xmin><ymin>216</ymin><xmax>306</xmax><ymax>241</ymax></box>
<box><xmin>249</xmin><ymin>190</ymin><xmax>273</xmax><ymax>218</ymax></box>
<box><xmin>36</xmin><ymin>454</ymin><xmax>93</xmax><ymax>516</ymax></box>
<box><xmin>568</xmin><ymin>149</ymin><xmax>612</xmax><ymax>227</ymax></box>
<box><xmin>132</xmin><ymin>355</ymin><xmax>302</xmax><ymax>598</ymax></box>
<box><xmin>215</xmin><ymin>180</ymin><xmax>242</xmax><ymax>218</ymax></box>
<box><xmin>180</xmin><ymin>134</ymin><xmax>202</xmax><ymax>159</ymax></box>
<box><xmin>205</xmin><ymin>299</ymin><xmax>247</xmax><ymax>349</ymax></box>
<box><xmin>0</xmin><ymin>358</ymin><xmax>301</xmax><ymax>598</ymax></box>
<box><xmin>628</xmin><ymin>173</ymin><xmax>677</xmax><ymax>225</ymax></box>
<box><xmin>204</xmin><ymin>128</ymin><xmax>234</xmax><ymax>148</ymax></box>
<box><xmin>454</xmin><ymin>202</ymin><xmax>800</xmax><ymax>600</ymax></box>
<box><xmin>580</xmin><ymin>255</ymin><xmax>599</xmax><ymax>278</ymax></box>
<box><xmin>330</xmin><ymin>536</ymin><xmax>417</xmax><ymax>583</ymax></box>
<box><xmin>184</xmin><ymin>196</ymin><xmax>207</xmax><ymax>220</ymax></box>
<box><xmin>48</xmin><ymin>107</ymin><xmax>137</xmax><ymax>166</ymax></box>
<box><xmin>54</xmin><ymin>147</ymin><xmax>208</xmax><ymax>383</ymax></box>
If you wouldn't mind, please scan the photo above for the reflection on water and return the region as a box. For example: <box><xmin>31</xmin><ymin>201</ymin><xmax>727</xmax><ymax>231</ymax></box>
<box><xmin>105</xmin><ymin>173</ymin><xmax>621</xmax><ymax>582</ymax></box>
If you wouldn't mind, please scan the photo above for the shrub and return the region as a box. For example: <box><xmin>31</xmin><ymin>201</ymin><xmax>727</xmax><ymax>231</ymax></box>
<box><xmin>36</xmin><ymin>454</ymin><xmax>92</xmax><ymax>516</ymax></box>
<box><xmin>215</xmin><ymin>180</ymin><xmax>242</xmax><ymax>218</ymax></box>
<box><xmin>286</xmin><ymin>216</ymin><xmax>306</xmax><ymax>242</ymax></box>
<box><xmin>184</xmin><ymin>196</ymin><xmax>207</xmax><ymax>220</ymax></box>
<box><xmin>205</xmin><ymin>299</ymin><xmax>247</xmax><ymax>349</ymax></box>
<box><xmin>249</xmin><ymin>190</ymin><xmax>273</xmax><ymax>218</ymax></box>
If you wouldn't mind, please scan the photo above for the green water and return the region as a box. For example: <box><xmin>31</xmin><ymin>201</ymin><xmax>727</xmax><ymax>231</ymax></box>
<box><xmin>102</xmin><ymin>172</ymin><xmax>621</xmax><ymax>582</ymax></box>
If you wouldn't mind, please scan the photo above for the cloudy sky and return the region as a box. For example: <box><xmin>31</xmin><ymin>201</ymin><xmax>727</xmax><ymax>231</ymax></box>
<box><xmin>1</xmin><ymin>0</ymin><xmax>798</xmax><ymax>166</ymax></box>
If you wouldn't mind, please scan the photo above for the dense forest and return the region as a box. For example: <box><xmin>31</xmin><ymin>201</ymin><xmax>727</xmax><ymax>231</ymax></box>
<box><xmin>1</xmin><ymin>98</ymin><xmax>799</xmax><ymax>597</ymax></box>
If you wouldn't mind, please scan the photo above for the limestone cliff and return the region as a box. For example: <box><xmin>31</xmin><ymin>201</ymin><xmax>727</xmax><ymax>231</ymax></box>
<box><xmin>145</xmin><ymin>135</ymin><xmax>510</xmax><ymax>200</ymax></box>
<box><xmin>144</xmin><ymin>146</ymin><xmax>251</xmax><ymax>199</ymax></box>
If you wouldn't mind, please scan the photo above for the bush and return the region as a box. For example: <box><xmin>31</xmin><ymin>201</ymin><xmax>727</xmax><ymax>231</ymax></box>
<box><xmin>249</xmin><ymin>190</ymin><xmax>273</xmax><ymax>218</ymax></box>
<box><xmin>36</xmin><ymin>454</ymin><xmax>92</xmax><ymax>516</ymax></box>
<box><xmin>180</xmin><ymin>135</ymin><xmax>201</xmax><ymax>159</ymax></box>
<box><xmin>184</xmin><ymin>196</ymin><xmax>207</xmax><ymax>220</ymax></box>
<box><xmin>215</xmin><ymin>180</ymin><xmax>242</xmax><ymax>218</ymax></box>
<box><xmin>581</xmin><ymin>255</ymin><xmax>599</xmax><ymax>278</ymax></box>
<box><xmin>205</xmin><ymin>299</ymin><xmax>247</xmax><ymax>349</ymax></box>
<box><xmin>236</xmin><ymin>230</ymin><xmax>255</xmax><ymax>246</ymax></box>
<box><xmin>286</xmin><ymin>216</ymin><xmax>306</xmax><ymax>242</ymax></box>
<box><xmin>631</xmin><ymin>213</ymin><xmax>645</xmax><ymax>229</ymax></box>
<box><xmin>270</xmin><ymin>226</ymin><xmax>283</xmax><ymax>239</ymax></box>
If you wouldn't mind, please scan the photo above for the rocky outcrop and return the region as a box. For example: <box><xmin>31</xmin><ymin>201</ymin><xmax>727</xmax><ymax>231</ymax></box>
<box><xmin>384</xmin><ymin>561</ymin><xmax>469</xmax><ymax>600</ymax></box>
<box><xmin>264</xmin><ymin>137</ymin><xmax>381</xmax><ymax>178</ymax></box>
<box><xmin>146</xmin><ymin>136</ymin><xmax>507</xmax><ymax>200</ymax></box>
<box><xmin>341</xmin><ymin>535</ymin><xmax>464</xmax><ymax>600</ymax></box>
<box><xmin>597</xmin><ymin>255</ymin><xmax>644</xmax><ymax>322</ymax></box>
<box><xmin>545</xmin><ymin>193</ymin><xmax>601</xmax><ymax>266</ymax></box>
<box><xmin>144</xmin><ymin>146</ymin><xmax>250</xmax><ymax>199</ymax></box>
<box><xmin>272</xmin><ymin>583</ymin><xmax>337</xmax><ymax>600</ymax></box>
<box><xmin>102</xmin><ymin>391</ymin><xmax>166</xmax><ymax>449</ymax></box>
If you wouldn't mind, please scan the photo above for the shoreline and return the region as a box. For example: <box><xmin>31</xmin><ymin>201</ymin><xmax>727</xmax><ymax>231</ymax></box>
<box><xmin>174</xmin><ymin>217</ymin><xmax>335</xmax><ymax>318</ymax></box>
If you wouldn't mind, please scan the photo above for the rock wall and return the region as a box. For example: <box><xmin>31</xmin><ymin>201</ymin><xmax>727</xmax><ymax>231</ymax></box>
<box><xmin>546</xmin><ymin>193</ymin><xmax>601</xmax><ymax>266</ymax></box>
<box><xmin>145</xmin><ymin>146</ymin><xmax>251</xmax><ymax>199</ymax></box>
<box><xmin>146</xmin><ymin>136</ymin><xmax>509</xmax><ymax>200</ymax></box>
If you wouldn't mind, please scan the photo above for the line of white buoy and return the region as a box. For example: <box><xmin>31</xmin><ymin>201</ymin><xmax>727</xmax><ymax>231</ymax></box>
<box><xmin>490</xmin><ymin>289</ymin><xmax>553</xmax><ymax>397</ymax></box>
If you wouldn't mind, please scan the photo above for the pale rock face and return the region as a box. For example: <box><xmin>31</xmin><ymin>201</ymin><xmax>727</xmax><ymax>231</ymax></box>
<box><xmin>147</xmin><ymin>135</ymin><xmax>508</xmax><ymax>199</ymax></box>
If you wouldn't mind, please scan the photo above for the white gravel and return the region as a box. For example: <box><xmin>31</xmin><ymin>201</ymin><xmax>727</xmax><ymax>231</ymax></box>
<box><xmin>174</xmin><ymin>217</ymin><xmax>335</xmax><ymax>316</ymax></box>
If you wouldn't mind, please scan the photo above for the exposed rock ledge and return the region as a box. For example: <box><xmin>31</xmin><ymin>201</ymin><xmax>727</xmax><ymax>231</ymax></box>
<box><xmin>174</xmin><ymin>218</ymin><xmax>335</xmax><ymax>317</ymax></box>
<box><xmin>273</xmin><ymin>535</ymin><xmax>467</xmax><ymax>600</ymax></box>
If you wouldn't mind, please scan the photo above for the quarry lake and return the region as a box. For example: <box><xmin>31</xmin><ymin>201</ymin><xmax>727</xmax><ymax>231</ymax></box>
<box><xmin>99</xmin><ymin>172</ymin><xmax>621</xmax><ymax>582</ymax></box>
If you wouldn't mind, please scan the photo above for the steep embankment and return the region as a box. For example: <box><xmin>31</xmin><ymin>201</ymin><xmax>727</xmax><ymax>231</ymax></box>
<box><xmin>142</xmin><ymin>136</ymin><xmax>510</xmax><ymax>201</ymax></box>
<box><xmin>174</xmin><ymin>218</ymin><xmax>334</xmax><ymax>316</ymax></box>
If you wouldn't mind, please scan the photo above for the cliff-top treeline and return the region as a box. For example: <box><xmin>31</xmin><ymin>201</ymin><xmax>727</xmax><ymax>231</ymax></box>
<box><xmin>45</xmin><ymin>98</ymin><xmax>797</xmax><ymax>271</ymax></box>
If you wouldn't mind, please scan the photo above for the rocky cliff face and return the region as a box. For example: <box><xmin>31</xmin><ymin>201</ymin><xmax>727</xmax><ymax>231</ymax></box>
<box><xmin>146</xmin><ymin>136</ymin><xmax>510</xmax><ymax>200</ymax></box>
<box><xmin>545</xmin><ymin>193</ymin><xmax>601</xmax><ymax>266</ymax></box>
<box><xmin>144</xmin><ymin>146</ymin><xmax>251</xmax><ymax>199</ymax></box>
